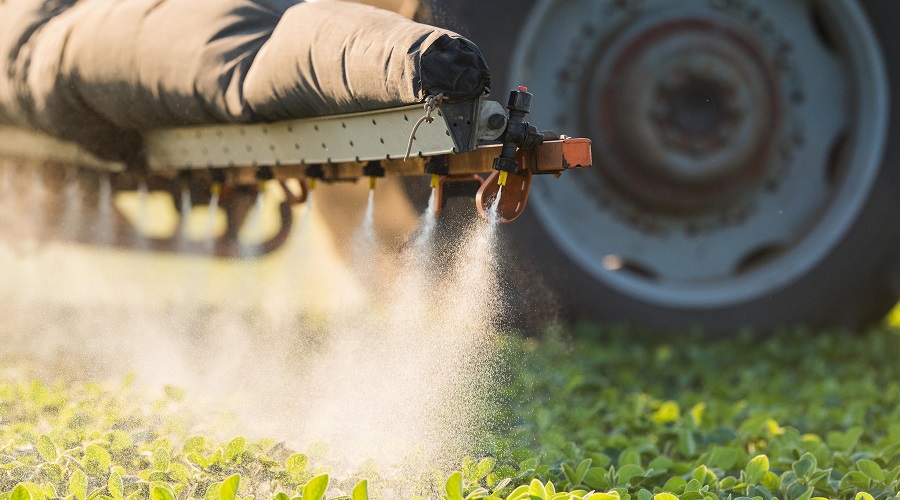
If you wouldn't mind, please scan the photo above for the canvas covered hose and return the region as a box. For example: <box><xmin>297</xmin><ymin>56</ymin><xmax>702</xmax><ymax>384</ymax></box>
<box><xmin>0</xmin><ymin>0</ymin><xmax>490</xmax><ymax>164</ymax></box>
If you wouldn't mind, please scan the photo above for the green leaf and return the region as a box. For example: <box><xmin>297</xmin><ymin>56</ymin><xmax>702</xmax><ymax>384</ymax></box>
<box><xmin>285</xmin><ymin>454</ymin><xmax>308</xmax><ymax>481</ymax></box>
<box><xmin>683</xmin><ymin>479</ymin><xmax>701</xmax><ymax>493</ymax></box>
<box><xmin>839</xmin><ymin>470</ymin><xmax>870</xmax><ymax>491</ymax></box>
<box><xmin>205</xmin><ymin>483</ymin><xmax>222</xmax><ymax>500</ymax></box>
<box><xmin>661</xmin><ymin>477</ymin><xmax>686</xmax><ymax>494</ymax></box>
<box><xmin>108</xmin><ymin>471</ymin><xmax>123</xmax><ymax>500</ymax></box>
<box><xmin>85</xmin><ymin>444</ymin><xmax>112</xmax><ymax>474</ymax></box>
<box><xmin>446</xmin><ymin>472</ymin><xmax>464</xmax><ymax>500</ymax></box>
<box><xmin>40</xmin><ymin>482</ymin><xmax>57</xmax><ymax>499</ymax></box>
<box><xmin>678</xmin><ymin>429</ymin><xmax>696</xmax><ymax>457</ymax></box>
<box><xmin>617</xmin><ymin>464</ymin><xmax>644</xmax><ymax>486</ymax></box>
<box><xmin>652</xmin><ymin>401</ymin><xmax>680</xmax><ymax>423</ymax></box>
<box><xmin>301</xmin><ymin>474</ymin><xmax>329</xmax><ymax>500</ymax></box>
<box><xmin>465</xmin><ymin>487</ymin><xmax>490</xmax><ymax>500</ymax></box>
<box><xmin>760</xmin><ymin>471</ymin><xmax>781</xmax><ymax>492</ymax></box>
<box><xmin>220</xmin><ymin>474</ymin><xmax>240</xmax><ymax>500</ymax></box>
<box><xmin>745</xmin><ymin>455</ymin><xmax>769</xmax><ymax>484</ymax></box>
<box><xmin>856</xmin><ymin>459</ymin><xmax>884</xmax><ymax>482</ymax></box>
<box><xmin>618</xmin><ymin>448</ymin><xmax>641</xmax><ymax>468</ymax></box>
<box><xmin>562</xmin><ymin>464</ymin><xmax>577</xmax><ymax>485</ymax></box>
<box><xmin>225</xmin><ymin>437</ymin><xmax>246</xmax><ymax>461</ymax></box>
<box><xmin>37</xmin><ymin>436</ymin><xmax>57</xmax><ymax>463</ymax></box>
<box><xmin>11</xmin><ymin>484</ymin><xmax>32</xmax><ymax>500</ymax></box>
<box><xmin>273</xmin><ymin>494</ymin><xmax>289</xmax><ymax>500</ymax></box>
<box><xmin>351</xmin><ymin>480</ymin><xmax>368</xmax><ymax>500</ymax></box>
<box><xmin>20</xmin><ymin>483</ymin><xmax>44</xmax><ymax>500</ymax></box>
<box><xmin>153</xmin><ymin>448</ymin><xmax>169</xmax><ymax>472</ymax></box>
<box><xmin>584</xmin><ymin>468</ymin><xmax>609</xmax><ymax>490</ymax></box>
<box><xmin>506</xmin><ymin>485</ymin><xmax>529</xmax><ymax>500</ymax></box>
<box><xmin>70</xmin><ymin>469</ymin><xmax>87</xmax><ymax>500</ymax></box>
<box><xmin>691</xmin><ymin>465</ymin><xmax>716</xmax><ymax>488</ymax></box>
<box><xmin>528</xmin><ymin>479</ymin><xmax>547</xmax><ymax>500</ymax></box>
<box><xmin>182</xmin><ymin>436</ymin><xmax>206</xmax><ymax>453</ymax></box>
<box><xmin>585</xmin><ymin>492</ymin><xmax>619</xmax><ymax>500</ymax></box>
<box><xmin>491</xmin><ymin>478</ymin><xmax>511</xmax><ymax>494</ymax></box>
<box><xmin>207</xmin><ymin>448</ymin><xmax>223</xmax><ymax>466</ymax></box>
<box><xmin>792</xmin><ymin>452</ymin><xmax>817</xmax><ymax>479</ymax></box>
<box><xmin>150</xmin><ymin>486</ymin><xmax>175</xmax><ymax>500</ymax></box>
<box><xmin>707</xmin><ymin>447</ymin><xmax>741</xmax><ymax>470</ymax></box>
<box><xmin>473</xmin><ymin>458</ymin><xmax>497</xmax><ymax>481</ymax></box>
<box><xmin>827</xmin><ymin>427</ymin><xmax>863</xmax><ymax>452</ymax></box>
<box><xmin>575</xmin><ymin>459</ymin><xmax>592</xmax><ymax>484</ymax></box>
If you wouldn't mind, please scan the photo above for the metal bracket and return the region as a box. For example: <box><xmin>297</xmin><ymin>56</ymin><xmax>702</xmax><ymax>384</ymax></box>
<box><xmin>438</xmin><ymin>99</ymin><xmax>481</xmax><ymax>153</ymax></box>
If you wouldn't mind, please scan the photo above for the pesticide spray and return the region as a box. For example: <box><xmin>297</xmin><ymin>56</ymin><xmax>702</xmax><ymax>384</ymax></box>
<box><xmin>0</xmin><ymin>168</ymin><xmax>510</xmax><ymax>499</ymax></box>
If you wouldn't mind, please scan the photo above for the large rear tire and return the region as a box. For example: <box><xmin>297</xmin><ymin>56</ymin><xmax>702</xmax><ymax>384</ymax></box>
<box><xmin>431</xmin><ymin>0</ymin><xmax>900</xmax><ymax>335</ymax></box>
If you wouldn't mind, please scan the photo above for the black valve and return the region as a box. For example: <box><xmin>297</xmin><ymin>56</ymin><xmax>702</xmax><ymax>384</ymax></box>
<box><xmin>492</xmin><ymin>86</ymin><xmax>545</xmax><ymax>173</ymax></box>
<box><xmin>424</xmin><ymin>155</ymin><xmax>450</xmax><ymax>176</ymax></box>
<box><xmin>362</xmin><ymin>160</ymin><xmax>385</xmax><ymax>178</ymax></box>
<box><xmin>305</xmin><ymin>164</ymin><xmax>325</xmax><ymax>180</ymax></box>
<box><xmin>210</xmin><ymin>169</ymin><xmax>227</xmax><ymax>185</ymax></box>
<box><xmin>255</xmin><ymin>166</ymin><xmax>275</xmax><ymax>181</ymax></box>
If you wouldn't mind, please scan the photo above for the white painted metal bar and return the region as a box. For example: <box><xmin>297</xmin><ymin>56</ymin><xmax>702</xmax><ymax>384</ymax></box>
<box><xmin>144</xmin><ymin>104</ymin><xmax>457</xmax><ymax>171</ymax></box>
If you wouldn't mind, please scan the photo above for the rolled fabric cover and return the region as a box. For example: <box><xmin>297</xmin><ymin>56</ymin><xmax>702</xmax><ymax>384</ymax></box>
<box><xmin>0</xmin><ymin>0</ymin><xmax>490</xmax><ymax>163</ymax></box>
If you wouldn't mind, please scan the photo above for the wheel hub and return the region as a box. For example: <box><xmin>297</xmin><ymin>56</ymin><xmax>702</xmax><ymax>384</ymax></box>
<box><xmin>512</xmin><ymin>0</ymin><xmax>888</xmax><ymax>308</ymax></box>
<box><xmin>589</xmin><ymin>12</ymin><xmax>781</xmax><ymax>212</ymax></box>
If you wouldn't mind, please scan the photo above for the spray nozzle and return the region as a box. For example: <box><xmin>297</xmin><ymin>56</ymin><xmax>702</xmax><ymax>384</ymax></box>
<box><xmin>255</xmin><ymin>166</ymin><xmax>275</xmax><ymax>192</ymax></box>
<box><xmin>424</xmin><ymin>155</ymin><xmax>449</xmax><ymax>190</ymax></box>
<box><xmin>363</xmin><ymin>161</ymin><xmax>385</xmax><ymax>190</ymax></box>
<box><xmin>177</xmin><ymin>170</ymin><xmax>192</xmax><ymax>189</ymax></box>
<box><xmin>305</xmin><ymin>164</ymin><xmax>325</xmax><ymax>190</ymax></box>
<box><xmin>209</xmin><ymin>170</ymin><xmax>226</xmax><ymax>197</ymax></box>
<box><xmin>255</xmin><ymin>166</ymin><xmax>274</xmax><ymax>181</ymax></box>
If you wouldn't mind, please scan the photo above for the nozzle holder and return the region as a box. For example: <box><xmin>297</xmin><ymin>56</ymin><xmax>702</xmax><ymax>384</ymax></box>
<box><xmin>305</xmin><ymin>164</ymin><xmax>325</xmax><ymax>180</ymax></box>
<box><xmin>363</xmin><ymin>160</ymin><xmax>385</xmax><ymax>178</ymax></box>
<box><xmin>209</xmin><ymin>169</ymin><xmax>227</xmax><ymax>185</ymax></box>
<box><xmin>492</xmin><ymin>87</ymin><xmax>545</xmax><ymax>173</ymax></box>
<box><xmin>424</xmin><ymin>155</ymin><xmax>450</xmax><ymax>176</ymax></box>
<box><xmin>255</xmin><ymin>166</ymin><xmax>275</xmax><ymax>181</ymax></box>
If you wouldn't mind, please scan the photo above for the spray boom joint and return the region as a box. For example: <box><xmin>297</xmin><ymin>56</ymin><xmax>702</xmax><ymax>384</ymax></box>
<box><xmin>491</xmin><ymin>87</ymin><xmax>544</xmax><ymax>176</ymax></box>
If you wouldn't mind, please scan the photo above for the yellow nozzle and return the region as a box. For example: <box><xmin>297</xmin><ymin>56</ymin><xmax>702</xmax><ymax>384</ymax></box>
<box><xmin>498</xmin><ymin>170</ymin><xmax>509</xmax><ymax>187</ymax></box>
<box><xmin>369</xmin><ymin>176</ymin><xmax>377</xmax><ymax>190</ymax></box>
<box><xmin>211</xmin><ymin>182</ymin><xmax>221</xmax><ymax>197</ymax></box>
<box><xmin>430</xmin><ymin>174</ymin><xmax>440</xmax><ymax>189</ymax></box>
<box><xmin>310</xmin><ymin>178</ymin><xmax>317</xmax><ymax>191</ymax></box>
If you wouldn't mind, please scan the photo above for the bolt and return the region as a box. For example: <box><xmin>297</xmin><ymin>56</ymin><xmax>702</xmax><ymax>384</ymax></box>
<box><xmin>487</xmin><ymin>113</ymin><xmax>507</xmax><ymax>130</ymax></box>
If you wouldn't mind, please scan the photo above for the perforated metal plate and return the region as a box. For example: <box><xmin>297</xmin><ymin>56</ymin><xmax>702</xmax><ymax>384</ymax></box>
<box><xmin>144</xmin><ymin>104</ymin><xmax>458</xmax><ymax>171</ymax></box>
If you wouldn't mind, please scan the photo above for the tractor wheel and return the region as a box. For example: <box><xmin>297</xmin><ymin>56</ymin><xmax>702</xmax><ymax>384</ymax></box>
<box><xmin>434</xmin><ymin>0</ymin><xmax>900</xmax><ymax>335</ymax></box>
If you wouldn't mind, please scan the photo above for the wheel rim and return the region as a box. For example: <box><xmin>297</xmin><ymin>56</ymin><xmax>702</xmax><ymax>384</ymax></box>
<box><xmin>511</xmin><ymin>0</ymin><xmax>889</xmax><ymax>309</ymax></box>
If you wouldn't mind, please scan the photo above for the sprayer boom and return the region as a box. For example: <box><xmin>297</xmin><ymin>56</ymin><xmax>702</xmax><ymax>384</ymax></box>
<box><xmin>0</xmin><ymin>93</ymin><xmax>591</xmax><ymax>257</ymax></box>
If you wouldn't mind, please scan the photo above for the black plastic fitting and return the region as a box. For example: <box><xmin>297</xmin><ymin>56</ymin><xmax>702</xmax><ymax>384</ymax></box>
<box><xmin>305</xmin><ymin>164</ymin><xmax>325</xmax><ymax>179</ymax></box>
<box><xmin>209</xmin><ymin>169</ymin><xmax>227</xmax><ymax>185</ymax></box>
<box><xmin>492</xmin><ymin>87</ymin><xmax>545</xmax><ymax>173</ymax></box>
<box><xmin>424</xmin><ymin>155</ymin><xmax>450</xmax><ymax>176</ymax></box>
<box><xmin>362</xmin><ymin>160</ymin><xmax>385</xmax><ymax>178</ymax></box>
<box><xmin>255</xmin><ymin>166</ymin><xmax>275</xmax><ymax>181</ymax></box>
